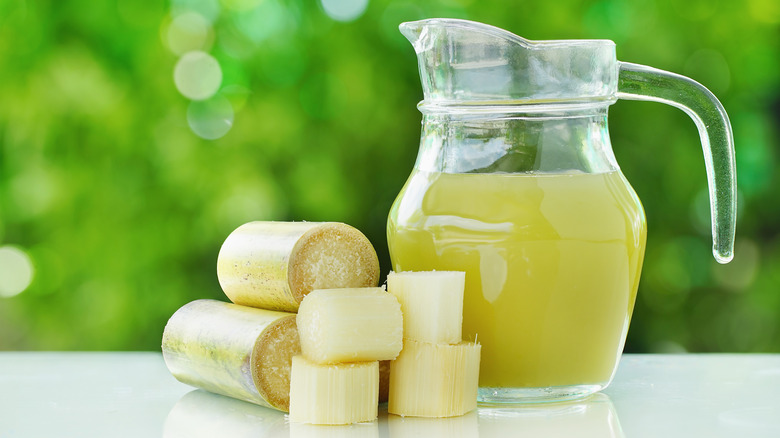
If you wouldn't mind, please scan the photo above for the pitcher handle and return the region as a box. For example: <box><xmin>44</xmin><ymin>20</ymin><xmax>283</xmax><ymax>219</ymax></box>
<box><xmin>617</xmin><ymin>62</ymin><xmax>736</xmax><ymax>263</ymax></box>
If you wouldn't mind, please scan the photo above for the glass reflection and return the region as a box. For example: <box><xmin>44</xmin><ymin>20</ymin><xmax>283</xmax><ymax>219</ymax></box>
<box><xmin>477</xmin><ymin>393</ymin><xmax>624</xmax><ymax>438</ymax></box>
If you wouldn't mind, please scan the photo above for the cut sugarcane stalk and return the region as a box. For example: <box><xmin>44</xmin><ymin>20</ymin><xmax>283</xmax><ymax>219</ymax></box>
<box><xmin>388</xmin><ymin>339</ymin><xmax>481</xmax><ymax>418</ymax></box>
<box><xmin>161</xmin><ymin>299</ymin><xmax>300</xmax><ymax>411</ymax></box>
<box><xmin>386</xmin><ymin>271</ymin><xmax>465</xmax><ymax>344</ymax></box>
<box><xmin>289</xmin><ymin>356</ymin><xmax>379</xmax><ymax>425</ymax></box>
<box><xmin>296</xmin><ymin>287</ymin><xmax>403</xmax><ymax>364</ymax></box>
<box><xmin>217</xmin><ymin>221</ymin><xmax>380</xmax><ymax>312</ymax></box>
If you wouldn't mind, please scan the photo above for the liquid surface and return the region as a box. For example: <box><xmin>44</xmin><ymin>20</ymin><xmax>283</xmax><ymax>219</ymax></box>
<box><xmin>387</xmin><ymin>170</ymin><xmax>646</xmax><ymax>388</ymax></box>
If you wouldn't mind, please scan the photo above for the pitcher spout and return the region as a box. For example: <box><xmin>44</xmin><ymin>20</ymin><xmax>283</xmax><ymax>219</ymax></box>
<box><xmin>398</xmin><ymin>20</ymin><xmax>425</xmax><ymax>52</ymax></box>
<box><xmin>399</xmin><ymin>18</ymin><xmax>618</xmax><ymax>107</ymax></box>
<box><xmin>399</xmin><ymin>18</ymin><xmax>534</xmax><ymax>54</ymax></box>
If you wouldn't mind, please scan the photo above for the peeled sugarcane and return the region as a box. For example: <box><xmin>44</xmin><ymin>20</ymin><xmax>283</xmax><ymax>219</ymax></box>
<box><xmin>162</xmin><ymin>299</ymin><xmax>300</xmax><ymax>411</ymax></box>
<box><xmin>217</xmin><ymin>222</ymin><xmax>380</xmax><ymax>312</ymax></box>
<box><xmin>296</xmin><ymin>287</ymin><xmax>403</xmax><ymax>364</ymax></box>
<box><xmin>386</xmin><ymin>270</ymin><xmax>480</xmax><ymax>418</ymax></box>
<box><xmin>289</xmin><ymin>287</ymin><xmax>404</xmax><ymax>425</ymax></box>
<box><xmin>388</xmin><ymin>339</ymin><xmax>481</xmax><ymax>418</ymax></box>
<box><xmin>289</xmin><ymin>356</ymin><xmax>379</xmax><ymax>425</ymax></box>
<box><xmin>386</xmin><ymin>271</ymin><xmax>465</xmax><ymax>344</ymax></box>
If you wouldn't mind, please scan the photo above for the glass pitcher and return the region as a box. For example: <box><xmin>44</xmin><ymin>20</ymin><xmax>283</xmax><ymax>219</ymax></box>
<box><xmin>387</xmin><ymin>18</ymin><xmax>736</xmax><ymax>403</ymax></box>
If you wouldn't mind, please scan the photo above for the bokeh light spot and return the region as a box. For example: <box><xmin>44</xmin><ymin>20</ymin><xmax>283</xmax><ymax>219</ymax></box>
<box><xmin>166</xmin><ymin>11</ymin><xmax>214</xmax><ymax>55</ymax></box>
<box><xmin>9</xmin><ymin>166</ymin><xmax>58</xmax><ymax>219</ymax></box>
<box><xmin>171</xmin><ymin>0</ymin><xmax>221</xmax><ymax>23</ymax></box>
<box><xmin>233</xmin><ymin>0</ymin><xmax>289</xmax><ymax>44</ymax></box>
<box><xmin>0</xmin><ymin>246</ymin><xmax>34</xmax><ymax>298</ymax></box>
<box><xmin>320</xmin><ymin>0</ymin><xmax>369</xmax><ymax>22</ymax></box>
<box><xmin>187</xmin><ymin>94</ymin><xmax>234</xmax><ymax>140</ymax></box>
<box><xmin>174</xmin><ymin>51</ymin><xmax>223</xmax><ymax>100</ymax></box>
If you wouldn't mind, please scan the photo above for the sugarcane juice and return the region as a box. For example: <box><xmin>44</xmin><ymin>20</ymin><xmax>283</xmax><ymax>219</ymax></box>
<box><xmin>387</xmin><ymin>170</ymin><xmax>646</xmax><ymax>388</ymax></box>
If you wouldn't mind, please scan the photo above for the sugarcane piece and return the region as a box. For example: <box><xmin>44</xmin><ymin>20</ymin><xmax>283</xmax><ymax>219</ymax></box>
<box><xmin>296</xmin><ymin>287</ymin><xmax>403</xmax><ymax>364</ymax></box>
<box><xmin>388</xmin><ymin>339</ymin><xmax>481</xmax><ymax>418</ymax></box>
<box><xmin>162</xmin><ymin>299</ymin><xmax>300</xmax><ymax>411</ymax></box>
<box><xmin>289</xmin><ymin>356</ymin><xmax>379</xmax><ymax>425</ymax></box>
<box><xmin>386</xmin><ymin>271</ymin><xmax>465</xmax><ymax>344</ymax></box>
<box><xmin>217</xmin><ymin>221</ymin><xmax>380</xmax><ymax>312</ymax></box>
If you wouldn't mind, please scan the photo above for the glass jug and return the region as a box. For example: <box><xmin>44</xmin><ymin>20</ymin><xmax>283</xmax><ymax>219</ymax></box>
<box><xmin>387</xmin><ymin>19</ymin><xmax>736</xmax><ymax>403</ymax></box>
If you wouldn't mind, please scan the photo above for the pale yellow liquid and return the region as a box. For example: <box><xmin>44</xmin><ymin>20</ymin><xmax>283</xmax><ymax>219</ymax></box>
<box><xmin>387</xmin><ymin>170</ymin><xmax>646</xmax><ymax>389</ymax></box>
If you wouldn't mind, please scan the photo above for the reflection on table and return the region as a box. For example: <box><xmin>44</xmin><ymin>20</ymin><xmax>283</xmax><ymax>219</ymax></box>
<box><xmin>164</xmin><ymin>390</ymin><xmax>288</xmax><ymax>438</ymax></box>
<box><xmin>163</xmin><ymin>388</ymin><xmax>623</xmax><ymax>438</ymax></box>
<box><xmin>478</xmin><ymin>393</ymin><xmax>623</xmax><ymax>438</ymax></box>
<box><xmin>4</xmin><ymin>353</ymin><xmax>779</xmax><ymax>437</ymax></box>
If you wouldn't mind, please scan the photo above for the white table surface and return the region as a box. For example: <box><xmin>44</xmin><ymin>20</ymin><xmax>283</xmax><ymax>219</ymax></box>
<box><xmin>1</xmin><ymin>352</ymin><xmax>778</xmax><ymax>437</ymax></box>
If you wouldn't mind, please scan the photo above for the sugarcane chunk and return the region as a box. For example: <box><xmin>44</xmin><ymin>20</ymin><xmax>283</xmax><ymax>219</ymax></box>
<box><xmin>289</xmin><ymin>356</ymin><xmax>379</xmax><ymax>425</ymax></box>
<box><xmin>296</xmin><ymin>287</ymin><xmax>403</xmax><ymax>364</ymax></box>
<box><xmin>161</xmin><ymin>299</ymin><xmax>300</xmax><ymax>411</ymax></box>
<box><xmin>388</xmin><ymin>340</ymin><xmax>481</xmax><ymax>418</ymax></box>
<box><xmin>386</xmin><ymin>271</ymin><xmax>465</xmax><ymax>344</ymax></box>
<box><xmin>217</xmin><ymin>221</ymin><xmax>380</xmax><ymax>312</ymax></box>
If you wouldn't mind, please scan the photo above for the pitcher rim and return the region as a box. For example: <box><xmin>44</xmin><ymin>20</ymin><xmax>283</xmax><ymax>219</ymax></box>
<box><xmin>400</xmin><ymin>18</ymin><xmax>617</xmax><ymax>50</ymax></box>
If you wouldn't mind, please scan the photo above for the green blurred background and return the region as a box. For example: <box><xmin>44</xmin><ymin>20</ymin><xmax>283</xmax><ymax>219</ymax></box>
<box><xmin>0</xmin><ymin>0</ymin><xmax>777</xmax><ymax>353</ymax></box>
